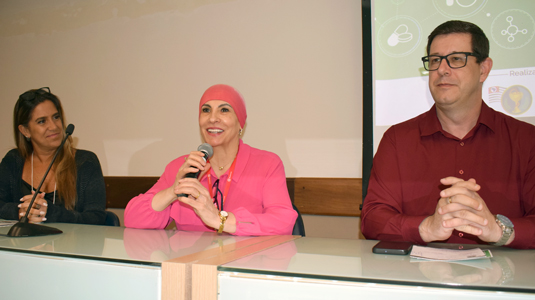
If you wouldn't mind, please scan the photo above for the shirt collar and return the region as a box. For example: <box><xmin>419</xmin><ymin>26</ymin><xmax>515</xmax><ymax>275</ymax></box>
<box><xmin>232</xmin><ymin>139</ymin><xmax>248</xmax><ymax>183</ymax></box>
<box><xmin>419</xmin><ymin>101</ymin><xmax>496</xmax><ymax>138</ymax></box>
<box><xmin>419</xmin><ymin>104</ymin><xmax>442</xmax><ymax>137</ymax></box>
<box><xmin>477</xmin><ymin>101</ymin><xmax>496</xmax><ymax>133</ymax></box>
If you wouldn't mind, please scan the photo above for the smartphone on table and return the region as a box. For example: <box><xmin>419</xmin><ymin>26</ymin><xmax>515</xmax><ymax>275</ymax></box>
<box><xmin>372</xmin><ymin>241</ymin><xmax>413</xmax><ymax>255</ymax></box>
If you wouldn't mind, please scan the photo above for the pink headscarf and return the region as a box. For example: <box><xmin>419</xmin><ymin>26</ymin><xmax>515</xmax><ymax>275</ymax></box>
<box><xmin>198</xmin><ymin>84</ymin><xmax>247</xmax><ymax>128</ymax></box>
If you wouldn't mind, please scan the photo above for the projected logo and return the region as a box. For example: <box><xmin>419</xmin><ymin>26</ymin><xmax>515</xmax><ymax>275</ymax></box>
<box><xmin>489</xmin><ymin>85</ymin><xmax>532</xmax><ymax>115</ymax></box>
<box><xmin>377</xmin><ymin>16</ymin><xmax>421</xmax><ymax>57</ymax></box>
<box><xmin>433</xmin><ymin>0</ymin><xmax>488</xmax><ymax>18</ymax></box>
<box><xmin>491</xmin><ymin>10</ymin><xmax>535</xmax><ymax>50</ymax></box>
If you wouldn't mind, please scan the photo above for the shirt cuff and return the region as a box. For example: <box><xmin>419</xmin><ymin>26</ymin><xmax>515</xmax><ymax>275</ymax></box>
<box><xmin>402</xmin><ymin>215</ymin><xmax>428</xmax><ymax>244</ymax></box>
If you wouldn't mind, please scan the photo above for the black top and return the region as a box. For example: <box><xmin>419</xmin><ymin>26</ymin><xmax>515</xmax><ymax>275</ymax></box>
<box><xmin>0</xmin><ymin>149</ymin><xmax>106</xmax><ymax>225</ymax></box>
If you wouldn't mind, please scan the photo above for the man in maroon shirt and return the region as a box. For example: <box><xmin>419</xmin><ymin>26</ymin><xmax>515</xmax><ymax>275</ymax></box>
<box><xmin>361</xmin><ymin>20</ymin><xmax>535</xmax><ymax>249</ymax></box>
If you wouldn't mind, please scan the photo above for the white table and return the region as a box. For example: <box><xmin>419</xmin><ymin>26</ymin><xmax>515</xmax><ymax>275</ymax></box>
<box><xmin>0</xmin><ymin>223</ymin><xmax>296</xmax><ymax>300</ymax></box>
<box><xmin>218</xmin><ymin>238</ymin><xmax>535</xmax><ymax>300</ymax></box>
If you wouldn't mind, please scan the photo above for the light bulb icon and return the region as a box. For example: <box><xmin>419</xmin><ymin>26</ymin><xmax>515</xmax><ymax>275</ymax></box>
<box><xmin>387</xmin><ymin>24</ymin><xmax>413</xmax><ymax>47</ymax></box>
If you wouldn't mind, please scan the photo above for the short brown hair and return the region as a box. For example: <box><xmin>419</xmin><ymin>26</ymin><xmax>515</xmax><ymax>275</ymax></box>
<box><xmin>427</xmin><ymin>20</ymin><xmax>489</xmax><ymax>63</ymax></box>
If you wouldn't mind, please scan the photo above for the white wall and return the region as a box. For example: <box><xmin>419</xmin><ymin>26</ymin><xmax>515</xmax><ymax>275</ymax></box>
<box><xmin>0</xmin><ymin>0</ymin><xmax>362</xmax><ymax>179</ymax></box>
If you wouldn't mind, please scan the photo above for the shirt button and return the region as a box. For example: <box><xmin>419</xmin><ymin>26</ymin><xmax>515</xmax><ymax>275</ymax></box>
<box><xmin>459</xmin><ymin>170</ymin><xmax>464</xmax><ymax>175</ymax></box>
<box><xmin>460</xmin><ymin>142</ymin><xmax>464</xmax><ymax>146</ymax></box>
<box><xmin>459</xmin><ymin>232</ymin><xmax>463</xmax><ymax>237</ymax></box>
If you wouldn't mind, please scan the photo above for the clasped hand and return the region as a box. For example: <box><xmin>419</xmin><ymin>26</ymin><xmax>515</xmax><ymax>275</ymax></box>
<box><xmin>18</xmin><ymin>191</ymin><xmax>48</xmax><ymax>223</ymax></box>
<box><xmin>420</xmin><ymin>177</ymin><xmax>501</xmax><ymax>243</ymax></box>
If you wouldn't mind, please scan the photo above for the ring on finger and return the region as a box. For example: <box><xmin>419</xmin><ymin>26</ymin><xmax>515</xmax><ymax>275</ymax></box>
<box><xmin>196</xmin><ymin>190</ymin><xmax>200</xmax><ymax>199</ymax></box>
<box><xmin>447</xmin><ymin>197</ymin><xmax>452</xmax><ymax>204</ymax></box>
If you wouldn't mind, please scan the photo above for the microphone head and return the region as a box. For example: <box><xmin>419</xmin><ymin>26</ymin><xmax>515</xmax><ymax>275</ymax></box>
<box><xmin>197</xmin><ymin>143</ymin><xmax>214</xmax><ymax>159</ymax></box>
<box><xmin>65</xmin><ymin>124</ymin><xmax>75</xmax><ymax>136</ymax></box>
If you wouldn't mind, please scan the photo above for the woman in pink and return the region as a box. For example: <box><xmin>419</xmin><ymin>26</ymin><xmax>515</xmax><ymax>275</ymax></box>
<box><xmin>124</xmin><ymin>84</ymin><xmax>297</xmax><ymax>235</ymax></box>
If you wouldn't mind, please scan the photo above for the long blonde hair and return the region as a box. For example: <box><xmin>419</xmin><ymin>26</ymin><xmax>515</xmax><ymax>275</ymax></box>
<box><xmin>14</xmin><ymin>88</ymin><xmax>77</xmax><ymax>210</ymax></box>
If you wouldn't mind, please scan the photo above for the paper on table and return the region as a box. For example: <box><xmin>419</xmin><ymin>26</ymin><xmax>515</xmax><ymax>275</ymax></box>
<box><xmin>409</xmin><ymin>256</ymin><xmax>494</xmax><ymax>270</ymax></box>
<box><xmin>410</xmin><ymin>245</ymin><xmax>492</xmax><ymax>261</ymax></box>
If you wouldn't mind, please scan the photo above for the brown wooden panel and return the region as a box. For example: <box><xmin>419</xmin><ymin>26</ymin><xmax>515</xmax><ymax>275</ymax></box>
<box><xmin>104</xmin><ymin>176</ymin><xmax>363</xmax><ymax>216</ymax></box>
<box><xmin>105</xmin><ymin>177</ymin><xmax>301</xmax><ymax>209</ymax></box>
<box><xmin>104</xmin><ymin>176</ymin><xmax>159</xmax><ymax>208</ymax></box>
<box><xmin>286</xmin><ymin>178</ymin><xmax>295</xmax><ymax>204</ymax></box>
<box><xmin>293</xmin><ymin>178</ymin><xmax>362</xmax><ymax>217</ymax></box>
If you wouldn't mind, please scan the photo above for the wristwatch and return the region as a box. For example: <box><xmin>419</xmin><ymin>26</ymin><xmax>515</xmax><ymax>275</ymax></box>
<box><xmin>489</xmin><ymin>214</ymin><xmax>514</xmax><ymax>246</ymax></box>
<box><xmin>217</xmin><ymin>211</ymin><xmax>228</xmax><ymax>234</ymax></box>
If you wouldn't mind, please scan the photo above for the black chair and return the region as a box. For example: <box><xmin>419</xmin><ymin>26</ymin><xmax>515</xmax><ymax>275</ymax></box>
<box><xmin>292</xmin><ymin>203</ymin><xmax>305</xmax><ymax>236</ymax></box>
<box><xmin>105</xmin><ymin>210</ymin><xmax>121</xmax><ymax>227</ymax></box>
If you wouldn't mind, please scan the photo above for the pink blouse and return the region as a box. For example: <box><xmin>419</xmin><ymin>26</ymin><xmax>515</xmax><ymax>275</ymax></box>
<box><xmin>124</xmin><ymin>140</ymin><xmax>297</xmax><ymax>236</ymax></box>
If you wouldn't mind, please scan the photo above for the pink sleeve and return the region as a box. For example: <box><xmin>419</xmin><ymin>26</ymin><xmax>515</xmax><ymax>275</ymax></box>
<box><xmin>232</xmin><ymin>158</ymin><xmax>297</xmax><ymax>236</ymax></box>
<box><xmin>124</xmin><ymin>157</ymin><xmax>183</xmax><ymax>229</ymax></box>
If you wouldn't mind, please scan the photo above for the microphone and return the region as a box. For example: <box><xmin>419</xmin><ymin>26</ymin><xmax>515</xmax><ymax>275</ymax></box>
<box><xmin>176</xmin><ymin>143</ymin><xmax>213</xmax><ymax>198</ymax></box>
<box><xmin>7</xmin><ymin>124</ymin><xmax>75</xmax><ymax>237</ymax></box>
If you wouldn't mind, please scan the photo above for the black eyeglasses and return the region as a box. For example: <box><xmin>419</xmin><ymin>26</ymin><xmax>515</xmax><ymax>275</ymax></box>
<box><xmin>212</xmin><ymin>179</ymin><xmax>224</xmax><ymax>211</ymax></box>
<box><xmin>20</xmin><ymin>87</ymin><xmax>51</xmax><ymax>101</ymax></box>
<box><xmin>421</xmin><ymin>52</ymin><xmax>478</xmax><ymax>71</ymax></box>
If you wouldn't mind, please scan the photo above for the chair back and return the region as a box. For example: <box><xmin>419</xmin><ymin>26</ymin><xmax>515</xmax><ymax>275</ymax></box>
<box><xmin>105</xmin><ymin>211</ymin><xmax>121</xmax><ymax>227</ymax></box>
<box><xmin>292</xmin><ymin>204</ymin><xmax>305</xmax><ymax>236</ymax></box>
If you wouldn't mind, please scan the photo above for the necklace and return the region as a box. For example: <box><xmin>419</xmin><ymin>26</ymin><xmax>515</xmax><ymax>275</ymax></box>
<box><xmin>31</xmin><ymin>152</ymin><xmax>56</xmax><ymax>204</ymax></box>
<box><xmin>217</xmin><ymin>161</ymin><xmax>232</xmax><ymax>171</ymax></box>
<box><xmin>213</xmin><ymin>158</ymin><xmax>234</xmax><ymax>171</ymax></box>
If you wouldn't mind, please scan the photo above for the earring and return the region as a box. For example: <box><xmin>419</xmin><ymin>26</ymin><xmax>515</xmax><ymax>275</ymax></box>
<box><xmin>239</xmin><ymin>129</ymin><xmax>243</xmax><ymax>136</ymax></box>
<box><xmin>25</xmin><ymin>136</ymin><xmax>31</xmax><ymax>142</ymax></box>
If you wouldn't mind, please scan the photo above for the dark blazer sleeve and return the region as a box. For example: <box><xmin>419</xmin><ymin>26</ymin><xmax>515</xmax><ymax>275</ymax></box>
<box><xmin>0</xmin><ymin>150</ymin><xmax>24</xmax><ymax>220</ymax></box>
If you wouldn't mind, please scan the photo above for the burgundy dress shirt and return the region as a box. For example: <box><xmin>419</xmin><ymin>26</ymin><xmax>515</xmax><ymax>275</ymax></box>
<box><xmin>361</xmin><ymin>102</ymin><xmax>535</xmax><ymax>249</ymax></box>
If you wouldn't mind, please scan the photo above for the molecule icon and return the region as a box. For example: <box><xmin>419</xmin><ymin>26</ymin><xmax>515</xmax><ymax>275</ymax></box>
<box><xmin>501</xmin><ymin>16</ymin><xmax>528</xmax><ymax>42</ymax></box>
